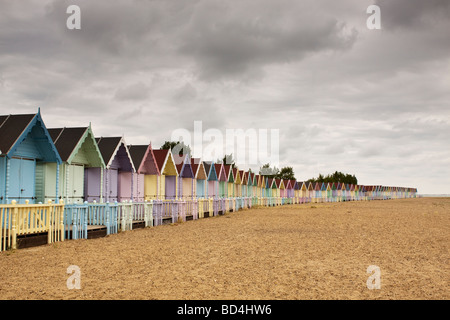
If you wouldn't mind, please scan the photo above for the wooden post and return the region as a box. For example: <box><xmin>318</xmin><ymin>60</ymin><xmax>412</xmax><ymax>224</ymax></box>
<box><xmin>105</xmin><ymin>202</ymin><xmax>110</xmax><ymax>234</ymax></box>
<box><xmin>48</xmin><ymin>199</ymin><xmax>53</xmax><ymax>244</ymax></box>
<box><xmin>65</xmin><ymin>164</ymin><xmax>70</xmax><ymax>204</ymax></box>
<box><xmin>60</xmin><ymin>199</ymin><xmax>65</xmax><ymax>241</ymax></box>
<box><xmin>5</xmin><ymin>158</ymin><xmax>10</xmax><ymax>204</ymax></box>
<box><xmin>121</xmin><ymin>201</ymin><xmax>126</xmax><ymax>232</ymax></box>
<box><xmin>11</xmin><ymin>200</ymin><xmax>17</xmax><ymax>250</ymax></box>
<box><xmin>100</xmin><ymin>168</ymin><xmax>104</xmax><ymax>203</ymax></box>
<box><xmin>55</xmin><ymin>163</ymin><xmax>60</xmax><ymax>203</ymax></box>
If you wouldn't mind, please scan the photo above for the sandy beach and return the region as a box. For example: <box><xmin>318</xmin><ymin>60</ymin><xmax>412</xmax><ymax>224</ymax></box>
<box><xmin>0</xmin><ymin>198</ymin><xmax>448</xmax><ymax>300</ymax></box>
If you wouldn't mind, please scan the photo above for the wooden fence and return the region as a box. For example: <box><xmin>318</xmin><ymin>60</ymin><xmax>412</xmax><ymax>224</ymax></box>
<box><xmin>1</xmin><ymin>191</ymin><xmax>417</xmax><ymax>252</ymax></box>
<box><xmin>1</xmin><ymin>200</ymin><xmax>65</xmax><ymax>251</ymax></box>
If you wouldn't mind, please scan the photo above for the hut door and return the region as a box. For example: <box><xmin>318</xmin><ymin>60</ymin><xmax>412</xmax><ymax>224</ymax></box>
<box><xmin>84</xmin><ymin>167</ymin><xmax>101</xmax><ymax>202</ymax></box>
<box><xmin>134</xmin><ymin>173</ymin><xmax>144</xmax><ymax>202</ymax></box>
<box><xmin>9</xmin><ymin>157</ymin><xmax>35</xmax><ymax>204</ymax></box>
<box><xmin>108</xmin><ymin>169</ymin><xmax>118</xmax><ymax>202</ymax></box>
<box><xmin>70</xmin><ymin>164</ymin><xmax>85</xmax><ymax>204</ymax></box>
<box><xmin>165</xmin><ymin>175</ymin><xmax>176</xmax><ymax>200</ymax></box>
<box><xmin>196</xmin><ymin>179</ymin><xmax>204</xmax><ymax>198</ymax></box>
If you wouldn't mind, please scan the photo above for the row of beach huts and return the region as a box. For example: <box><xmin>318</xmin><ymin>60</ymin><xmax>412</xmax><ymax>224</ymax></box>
<box><xmin>0</xmin><ymin>110</ymin><xmax>417</xmax><ymax>251</ymax></box>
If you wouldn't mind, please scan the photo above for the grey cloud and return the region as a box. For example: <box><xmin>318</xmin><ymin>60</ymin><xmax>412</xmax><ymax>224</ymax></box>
<box><xmin>375</xmin><ymin>0</ymin><xmax>450</xmax><ymax>30</ymax></box>
<box><xmin>114</xmin><ymin>82</ymin><xmax>150</xmax><ymax>101</ymax></box>
<box><xmin>179</xmin><ymin>0</ymin><xmax>358</xmax><ymax>81</ymax></box>
<box><xmin>0</xmin><ymin>0</ymin><xmax>449</xmax><ymax>193</ymax></box>
<box><xmin>173</xmin><ymin>83</ymin><xmax>197</xmax><ymax>102</ymax></box>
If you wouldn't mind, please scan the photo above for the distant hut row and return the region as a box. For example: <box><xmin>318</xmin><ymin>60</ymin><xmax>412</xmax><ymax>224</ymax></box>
<box><xmin>0</xmin><ymin>110</ymin><xmax>417</xmax><ymax>204</ymax></box>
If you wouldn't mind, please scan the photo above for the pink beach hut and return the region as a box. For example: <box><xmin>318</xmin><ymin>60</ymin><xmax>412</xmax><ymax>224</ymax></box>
<box><xmin>128</xmin><ymin>143</ymin><xmax>159</xmax><ymax>202</ymax></box>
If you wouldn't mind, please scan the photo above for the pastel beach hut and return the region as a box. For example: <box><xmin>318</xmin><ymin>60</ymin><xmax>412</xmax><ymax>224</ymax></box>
<box><xmin>346</xmin><ymin>183</ymin><xmax>352</xmax><ymax>201</ymax></box>
<box><xmin>392</xmin><ymin>186</ymin><xmax>398</xmax><ymax>199</ymax></box>
<box><xmin>313</xmin><ymin>182</ymin><xmax>321</xmax><ymax>203</ymax></box>
<box><xmin>242</xmin><ymin>171</ymin><xmax>249</xmax><ymax>198</ymax></box>
<box><xmin>348</xmin><ymin>184</ymin><xmax>354</xmax><ymax>201</ymax></box>
<box><xmin>361</xmin><ymin>185</ymin><xmax>368</xmax><ymax>200</ymax></box>
<box><xmin>153</xmin><ymin>149</ymin><xmax>178</xmax><ymax>200</ymax></box>
<box><xmin>288</xmin><ymin>179</ymin><xmax>296</xmax><ymax>198</ymax></box>
<box><xmin>280</xmin><ymin>179</ymin><xmax>289</xmax><ymax>204</ymax></box>
<box><xmin>274</xmin><ymin>178</ymin><xmax>282</xmax><ymax>199</ymax></box>
<box><xmin>175</xmin><ymin>154</ymin><xmax>195</xmax><ymax>200</ymax></box>
<box><xmin>365</xmin><ymin>185</ymin><xmax>373</xmax><ymax>200</ymax></box>
<box><xmin>283</xmin><ymin>179</ymin><xmax>292</xmax><ymax>199</ymax></box>
<box><xmin>0</xmin><ymin>110</ymin><xmax>61</xmax><ymax>204</ymax></box>
<box><xmin>127</xmin><ymin>144</ymin><xmax>159</xmax><ymax>202</ymax></box>
<box><xmin>335</xmin><ymin>182</ymin><xmax>341</xmax><ymax>201</ymax></box>
<box><xmin>371</xmin><ymin>185</ymin><xmax>377</xmax><ymax>200</ymax></box>
<box><xmin>241</xmin><ymin>171</ymin><xmax>248</xmax><ymax>198</ymax></box>
<box><xmin>272</xmin><ymin>178</ymin><xmax>280</xmax><ymax>204</ymax></box>
<box><xmin>264</xmin><ymin>177</ymin><xmax>272</xmax><ymax>198</ymax></box>
<box><xmin>267</xmin><ymin>176</ymin><xmax>274</xmax><ymax>199</ymax></box>
<box><xmin>224</xmin><ymin>164</ymin><xmax>234</xmax><ymax>198</ymax></box>
<box><xmin>192</xmin><ymin>158</ymin><xmax>207</xmax><ymax>198</ymax></box>
<box><xmin>247</xmin><ymin>172</ymin><xmax>254</xmax><ymax>199</ymax></box>
<box><xmin>247</xmin><ymin>172</ymin><xmax>253</xmax><ymax>198</ymax></box>
<box><xmin>397</xmin><ymin>187</ymin><xmax>402</xmax><ymax>199</ymax></box>
<box><xmin>233</xmin><ymin>168</ymin><xmax>241</xmax><ymax>198</ymax></box>
<box><xmin>268</xmin><ymin>178</ymin><xmax>277</xmax><ymax>198</ymax></box>
<box><xmin>355</xmin><ymin>185</ymin><xmax>362</xmax><ymax>200</ymax></box>
<box><xmin>358</xmin><ymin>185</ymin><xmax>365</xmax><ymax>200</ymax></box>
<box><xmin>307</xmin><ymin>181</ymin><xmax>314</xmax><ymax>203</ymax></box>
<box><xmin>339</xmin><ymin>182</ymin><xmax>345</xmax><ymax>201</ymax></box>
<box><xmin>246</xmin><ymin>172</ymin><xmax>254</xmax><ymax>206</ymax></box>
<box><xmin>259</xmin><ymin>175</ymin><xmax>266</xmax><ymax>198</ymax></box>
<box><xmin>215</xmin><ymin>163</ymin><xmax>227</xmax><ymax>198</ymax></box>
<box><xmin>299</xmin><ymin>181</ymin><xmax>307</xmax><ymax>203</ymax></box>
<box><xmin>252</xmin><ymin>173</ymin><xmax>259</xmax><ymax>200</ymax></box>
<box><xmin>44</xmin><ymin>125</ymin><xmax>105</xmax><ymax>204</ymax></box>
<box><xmin>368</xmin><ymin>184</ymin><xmax>375</xmax><ymax>200</ymax></box>
<box><xmin>264</xmin><ymin>178</ymin><xmax>272</xmax><ymax>198</ymax></box>
<box><xmin>320</xmin><ymin>182</ymin><xmax>327</xmax><ymax>203</ymax></box>
<box><xmin>203</xmin><ymin>161</ymin><xmax>218</xmax><ymax>198</ymax></box>
<box><xmin>325</xmin><ymin>182</ymin><xmax>332</xmax><ymax>202</ymax></box>
<box><xmin>85</xmin><ymin>136</ymin><xmax>135</xmax><ymax>203</ymax></box>
<box><xmin>350</xmin><ymin>184</ymin><xmax>356</xmax><ymax>201</ymax></box>
<box><xmin>291</xmin><ymin>179</ymin><xmax>299</xmax><ymax>203</ymax></box>
<box><xmin>253</xmin><ymin>174</ymin><xmax>260</xmax><ymax>199</ymax></box>
<box><xmin>237</xmin><ymin>170</ymin><xmax>245</xmax><ymax>198</ymax></box>
<box><xmin>330</xmin><ymin>182</ymin><xmax>337</xmax><ymax>202</ymax></box>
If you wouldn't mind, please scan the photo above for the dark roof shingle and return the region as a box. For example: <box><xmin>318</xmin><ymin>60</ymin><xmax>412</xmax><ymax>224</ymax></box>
<box><xmin>0</xmin><ymin>113</ymin><xmax>36</xmax><ymax>155</ymax></box>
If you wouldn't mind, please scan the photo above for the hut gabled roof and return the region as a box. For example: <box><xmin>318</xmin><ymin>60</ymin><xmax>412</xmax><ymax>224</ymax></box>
<box><xmin>153</xmin><ymin>149</ymin><xmax>177</xmax><ymax>176</ymax></box>
<box><xmin>175</xmin><ymin>154</ymin><xmax>194</xmax><ymax>178</ymax></box>
<box><xmin>283</xmin><ymin>179</ymin><xmax>292</xmax><ymax>189</ymax></box>
<box><xmin>96</xmin><ymin>136</ymin><xmax>135</xmax><ymax>172</ymax></box>
<box><xmin>223</xmin><ymin>164</ymin><xmax>233</xmax><ymax>182</ymax></box>
<box><xmin>191</xmin><ymin>157</ymin><xmax>207</xmax><ymax>180</ymax></box>
<box><xmin>203</xmin><ymin>161</ymin><xmax>217</xmax><ymax>181</ymax></box>
<box><xmin>214</xmin><ymin>163</ymin><xmax>226</xmax><ymax>181</ymax></box>
<box><xmin>0</xmin><ymin>110</ymin><xmax>61</xmax><ymax>163</ymax></box>
<box><xmin>127</xmin><ymin>143</ymin><xmax>159</xmax><ymax>175</ymax></box>
<box><xmin>49</xmin><ymin>126</ymin><xmax>104</xmax><ymax>167</ymax></box>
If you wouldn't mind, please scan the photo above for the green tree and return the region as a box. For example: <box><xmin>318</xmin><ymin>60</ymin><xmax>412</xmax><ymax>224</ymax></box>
<box><xmin>259</xmin><ymin>163</ymin><xmax>279</xmax><ymax>178</ymax></box>
<box><xmin>161</xmin><ymin>140</ymin><xmax>191</xmax><ymax>156</ymax></box>
<box><xmin>217</xmin><ymin>153</ymin><xmax>236</xmax><ymax>168</ymax></box>
<box><xmin>276</xmin><ymin>167</ymin><xmax>295</xmax><ymax>180</ymax></box>
<box><xmin>307</xmin><ymin>171</ymin><xmax>358</xmax><ymax>184</ymax></box>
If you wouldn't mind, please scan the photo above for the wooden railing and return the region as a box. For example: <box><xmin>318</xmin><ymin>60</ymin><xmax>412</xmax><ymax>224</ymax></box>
<box><xmin>1</xmin><ymin>200</ymin><xmax>65</xmax><ymax>251</ymax></box>
<box><xmin>2</xmin><ymin>192</ymin><xmax>417</xmax><ymax>252</ymax></box>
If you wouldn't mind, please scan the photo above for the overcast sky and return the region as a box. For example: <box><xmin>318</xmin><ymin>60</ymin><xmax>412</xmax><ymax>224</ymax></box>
<box><xmin>1</xmin><ymin>0</ymin><xmax>449</xmax><ymax>194</ymax></box>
